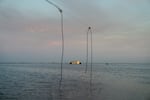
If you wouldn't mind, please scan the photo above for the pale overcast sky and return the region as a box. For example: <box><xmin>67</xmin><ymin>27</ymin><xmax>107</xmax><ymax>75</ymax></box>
<box><xmin>0</xmin><ymin>0</ymin><xmax>150</xmax><ymax>63</ymax></box>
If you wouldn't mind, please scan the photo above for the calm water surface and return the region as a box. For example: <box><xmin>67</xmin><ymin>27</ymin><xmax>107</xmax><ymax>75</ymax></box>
<box><xmin>0</xmin><ymin>63</ymin><xmax>150</xmax><ymax>100</ymax></box>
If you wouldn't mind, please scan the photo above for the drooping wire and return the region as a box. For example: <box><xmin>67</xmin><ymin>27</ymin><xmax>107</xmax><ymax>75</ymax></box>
<box><xmin>45</xmin><ymin>0</ymin><xmax>64</xmax><ymax>89</ymax></box>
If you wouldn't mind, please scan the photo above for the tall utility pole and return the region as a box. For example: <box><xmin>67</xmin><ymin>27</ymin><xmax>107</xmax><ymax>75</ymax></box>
<box><xmin>89</xmin><ymin>27</ymin><xmax>93</xmax><ymax>88</ymax></box>
<box><xmin>85</xmin><ymin>27</ymin><xmax>93</xmax><ymax>75</ymax></box>
<box><xmin>85</xmin><ymin>27</ymin><xmax>93</xmax><ymax>97</ymax></box>
<box><xmin>45</xmin><ymin>0</ymin><xmax>64</xmax><ymax>87</ymax></box>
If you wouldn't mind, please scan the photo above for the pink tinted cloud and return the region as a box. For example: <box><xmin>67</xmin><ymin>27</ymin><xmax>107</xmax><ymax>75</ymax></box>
<box><xmin>48</xmin><ymin>40</ymin><xmax>60</xmax><ymax>46</ymax></box>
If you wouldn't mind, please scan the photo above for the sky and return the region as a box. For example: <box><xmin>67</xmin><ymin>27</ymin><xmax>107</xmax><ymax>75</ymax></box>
<box><xmin>0</xmin><ymin>0</ymin><xmax>150</xmax><ymax>63</ymax></box>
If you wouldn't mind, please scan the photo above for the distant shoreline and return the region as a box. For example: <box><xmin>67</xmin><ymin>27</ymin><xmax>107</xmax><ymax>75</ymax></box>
<box><xmin>0</xmin><ymin>62</ymin><xmax>150</xmax><ymax>64</ymax></box>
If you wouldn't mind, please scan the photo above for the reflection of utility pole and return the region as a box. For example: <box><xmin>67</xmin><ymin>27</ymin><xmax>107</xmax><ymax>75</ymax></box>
<box><xmin>45</xmin><ymin>0</ymin><xmax>64</xmax><ymax>87</ymax></box>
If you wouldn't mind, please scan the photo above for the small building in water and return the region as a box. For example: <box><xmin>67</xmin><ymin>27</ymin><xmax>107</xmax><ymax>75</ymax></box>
<box><xmin>69</xmin><ymin>60</ymin><xmax>81</xmax><ymax>64</ymax></box>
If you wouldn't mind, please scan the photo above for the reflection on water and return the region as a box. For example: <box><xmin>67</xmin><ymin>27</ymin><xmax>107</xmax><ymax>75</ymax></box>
<box><xmin>0</xmin><ymin>63</ymin><xmax>150</xmax><ymax>100</ymax></box>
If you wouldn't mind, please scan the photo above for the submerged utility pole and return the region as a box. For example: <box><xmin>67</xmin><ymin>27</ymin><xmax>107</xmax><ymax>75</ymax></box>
<box><xmin>45</xmin><ymin>0</ymin><xmax>64</xmax><ymax>87</ymax></box>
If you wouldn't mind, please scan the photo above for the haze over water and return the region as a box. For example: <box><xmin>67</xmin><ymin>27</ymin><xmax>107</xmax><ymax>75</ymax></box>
<box><xmin>0</xmin><ymin>0</ymin><xmax>150</xmax><ymax>99</ymax></box>
<box><xmin>0</xmin><ymin>63</ymin><xmax>150</xmax><ymax>100</ymax></box>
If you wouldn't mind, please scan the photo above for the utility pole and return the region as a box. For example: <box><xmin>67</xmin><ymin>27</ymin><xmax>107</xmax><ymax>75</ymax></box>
<box><xmin>45</xmin><ymin>0</ymin><xmax>64</xmax><ymax>88</ymax></box>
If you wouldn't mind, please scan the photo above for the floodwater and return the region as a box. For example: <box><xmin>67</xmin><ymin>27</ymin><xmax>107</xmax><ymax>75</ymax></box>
<box><xmin>0</xmin><ymin>63</ymin><xmax>150</xmax><ymax>100</ymax></box>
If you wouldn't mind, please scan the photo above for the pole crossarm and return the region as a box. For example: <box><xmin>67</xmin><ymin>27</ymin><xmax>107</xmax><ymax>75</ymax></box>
<box><xmin>46</xmin><ymin>0</ymin><xmax>62</xmax><ymax>13</ymax></box>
